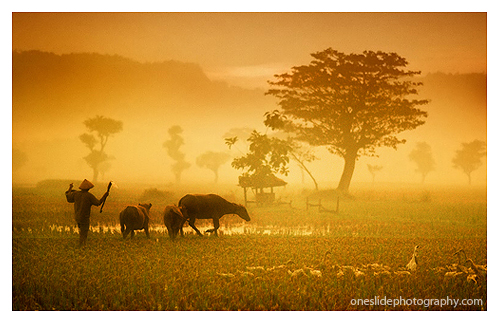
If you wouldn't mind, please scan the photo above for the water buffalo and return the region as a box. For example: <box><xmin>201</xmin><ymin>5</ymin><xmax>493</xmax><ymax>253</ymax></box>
<box><xmin>163</xmin><ymin>205</ymin><xmax>185</xmax><ymax>239</ymax></box>
<box><xmin>119</xmin><ymin>203</ymin><xmax>152</xmax><ymax>239</ymax></box>
<box><xmin>178</xmin><ymin>194</ymin><xmax>250</xmax><ymax>236</ymax></box>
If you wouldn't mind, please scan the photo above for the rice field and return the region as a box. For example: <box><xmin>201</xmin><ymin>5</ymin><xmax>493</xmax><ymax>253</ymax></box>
<box><xmin>12</xmin><ymin>184</ymin><xmax>487</xmax><ymax>311</ymax></box>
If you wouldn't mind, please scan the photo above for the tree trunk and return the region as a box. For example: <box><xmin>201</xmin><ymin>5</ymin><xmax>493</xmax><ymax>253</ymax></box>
<box><xmin>213</xmin><ymin>169</ymin><xmax>219</xmax><ymax>184</ymax></box>
<box><xmin>336</xmin><ymin>150</ymin><xmax>357</xmax><ymax>194</ymax></box>
<box><xmin>421</xmin><ymin>173</ymin><xmax>427</xmax><ymax>184</ymax></box>
<box><xmin>291</xmin><ymin>152</ymin><xmax>319</xmax><ymax>191</ymax></box>
<box><xmin>300</xmin><ymin>165</ymin><xmax>319</xmax><ymax>191</ymax></box>
<box><xmin>92</xmin><ymin>167</ymin><xmax>99</xmax><ymax>184</ymax></box>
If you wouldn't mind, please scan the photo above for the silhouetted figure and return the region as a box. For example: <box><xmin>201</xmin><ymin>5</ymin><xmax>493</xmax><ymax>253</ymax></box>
<box><xmin>163</xmin><ymin>205</ymin><xmax>185</xmax><ymax>239</ymax></box>
<box><xmin>178</xmin><ymin>194</ymin><xmax>250</xmax><ymax>236</ymax></box>
<box><xmin>65</xmin><ymin>179</ymin><xmax>108</xmax><ymax>247</ymax></box>
<box><xmin>119</xmin><ymin>203</ymin><xmax>152</xmax><ymax>239</ymax></box>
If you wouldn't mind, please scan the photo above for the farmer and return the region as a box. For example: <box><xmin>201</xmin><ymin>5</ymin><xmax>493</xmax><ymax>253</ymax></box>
<box><xmin>65</xmin><ymin>179</ymin><xmax>109</xmax><ymax>247</ymax></box>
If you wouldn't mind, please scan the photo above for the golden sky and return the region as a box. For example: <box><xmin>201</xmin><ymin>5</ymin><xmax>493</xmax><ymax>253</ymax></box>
<box><xmin>12</xmin><ymin>12</ymin><xmax>487</xmax><ymax>88</ymax></box>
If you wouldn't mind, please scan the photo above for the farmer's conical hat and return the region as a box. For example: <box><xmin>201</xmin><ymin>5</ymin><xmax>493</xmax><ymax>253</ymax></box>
<box><xmin>79</xmin><ymin>179</ymin><xmax>94</xmax><ymax>190</ymax></box>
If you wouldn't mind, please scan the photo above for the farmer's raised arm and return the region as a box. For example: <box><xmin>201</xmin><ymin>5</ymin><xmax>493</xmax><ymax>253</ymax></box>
<box><xmin>98</xmin><ymin>191</ymin><xmax>109</xmax><ymax>205</ymax></box>
<box><xmin>87</xmin><ymin>191</ymin><xmax>107</xmax><ymax>206</ymax></box>
<box><xmin>65</xmin><ymin>183</ymin><xmax>76</xmax><ymax>203</ymax></box>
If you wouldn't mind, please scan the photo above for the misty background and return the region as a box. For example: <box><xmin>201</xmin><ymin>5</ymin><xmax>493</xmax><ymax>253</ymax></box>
<box><xmin>11</xmin><ymin>12</ymin><xmax>487</xmax><ymax>190</ymax></box>
<box><xmin>12</xmin><ymin>50</ymin><xmax>486</xmax><ymax>188</ymax></box>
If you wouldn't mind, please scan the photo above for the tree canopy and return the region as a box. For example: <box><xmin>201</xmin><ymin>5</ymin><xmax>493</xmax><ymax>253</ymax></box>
<box><xmin>452</xmin><ymin>140</ymin><xmax>486</xmax><ymax>185</ymax></box>
<box><xmin>163</xmin><ymin>125</ymin><xmax>190</xmax><ymax>183</ymax></box>
<box><xmin>265</xmin><ymin>48</ymin><xmax>428</xmax><ymax>192</ymax></box>
<box><xmin>196</xmin><ymin>151</ymin><xmax>231</xmax><ymax>183</ymax></box>
<box><xmin>408</xmin><ymin>142</ymin><xmax>435</xmax><ymax>183</ymax></box>
<box><xmin>80</xmin><ymin>115</ymin><xmax>123</xmax><ymax>182</ymax></box>
<box><xmin>367</xmin><ymin>164</ymin><xmax>383</xmax><ymax>184</ymax></box>
<box><xmin>227</xmin><ymin>130</ymin><xmax>291</xmax><ymax>189</ymax></box>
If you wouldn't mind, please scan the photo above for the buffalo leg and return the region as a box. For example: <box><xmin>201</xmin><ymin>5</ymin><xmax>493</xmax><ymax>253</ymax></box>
<box><xmin>166</xmin><ymin>223</ymin><xmax>174</xmax><ymax>239</ymax></box>
<box><xmin>179</xmin><ymin>220</ymin><xmax>186</xmax><ymax>237</ymax></box>
<box><xmin>188</xmin><ymin>218</ymin><xmax>203</xmax><ymax>236</ymax></box>
<box><xmin>122</xmin><ymin>227</ymin><xmax>131</xmax><ymax>239</ymax></box>
<box><xmin>206</xmin><ymin>218</ymin><xmax>220</xmax><ymax>236</ymax></box>
<box><xmin>130</xmin><ymin>230</ymin><xmax>135</xmax><ymax>239</ymax></box>
<box><xmin>145</xmin><ymin>226</ymin><xmax>150</xmax><ymax>238</ymax></box>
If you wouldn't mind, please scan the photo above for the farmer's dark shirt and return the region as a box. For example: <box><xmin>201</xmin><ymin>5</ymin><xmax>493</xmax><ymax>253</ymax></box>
<box><xmin>65</xmin><ymin>190</ymin><xmax>104</xmax><ymax>224</ymax></box>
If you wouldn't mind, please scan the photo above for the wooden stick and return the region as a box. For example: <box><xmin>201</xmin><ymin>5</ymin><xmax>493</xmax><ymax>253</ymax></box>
<box><xmin>100</xmin><ymin>181</ymin><xmax>113</xmax><ymax>213</ymax></box>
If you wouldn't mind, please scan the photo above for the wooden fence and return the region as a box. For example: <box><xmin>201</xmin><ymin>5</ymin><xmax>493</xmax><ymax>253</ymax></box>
<box><xmin>306</xmin><ymin>196</ymin><xmax>339</xmax><ymax>213</ymax></box>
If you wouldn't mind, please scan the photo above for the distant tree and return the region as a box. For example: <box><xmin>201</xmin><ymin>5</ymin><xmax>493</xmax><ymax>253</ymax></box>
<box><xmin>99</xmin><ymin>161</ymin><xmax>112</xmax><ymax>181</ymax></box>
<box><xmin>367</xmin><ymin>164</ymin><xmax>383</xmax><ymax>184</ymax></box>
<box><xmin>224</xmin><ymin>127</ymin><xmax>253</xmax><ymax>140</ymax></box>
<box><xmin>408</xmin><ymin>142</ymin><xmax>435</xmax><ymax>183</ymax></box>
<box><xmin>12</xmin><ymin>148</ymin><xmax>28</xmax><ymax>172</ymax></box>
<box><xmin>265</xmin><ymin>48</ymin><xmax>428</xmax><ymax>193</ymax></box>
<box><xmin>452</xmin><ymin>140</ymin><xmax>486</xmax><ymax>185</ymax></box>
<box><xmin>226</xmin><ymin>130</ymin><xmax>291</xmax><ymax>187</ymax></box>
<box><xmin>196</xmin><ymin>151</ymin><xmax>231</xmax><ymax>183</ymax></box>
<box><xmin>163</xmin><ymin>125</ymin><xmax>190</xmax><ymax>184</ymax></box>
<box><xmin>80</xmin><ymin>115</ymin><xmax>123</xmax><ymax>182</ymax></box>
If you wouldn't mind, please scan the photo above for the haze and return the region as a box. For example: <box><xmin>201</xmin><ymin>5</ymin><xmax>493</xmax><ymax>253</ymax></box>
<box><xmin>12</xmin><ymin>12</ymin><xmax>487</xmax><ymax>189</ymax></box>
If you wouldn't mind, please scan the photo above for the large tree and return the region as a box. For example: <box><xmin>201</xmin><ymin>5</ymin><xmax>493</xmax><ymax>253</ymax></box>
<box><xmin>452</xmin><ymin>140</ymin><xmax>486</xmax><ymax>185</ymax></box>
<box><xmin>80</xmin><ymin>115</ymin><xmax>123</xmax><ymax>182</ymax></box>
<box><xmin>265</xmin><ymin>48</ymin><xmax>428</xmax><ymax>193</ymax></box>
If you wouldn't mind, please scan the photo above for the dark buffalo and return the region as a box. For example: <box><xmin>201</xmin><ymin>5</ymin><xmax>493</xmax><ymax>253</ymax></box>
<box><xmin>119</xmin><ymin>203</ymin><xmax>152</xmax><ymax>239</ymax></box>
<box><xmin>163</xmin><ymin>205</ymin><xmax>185</xmax><ymax>239</ymax></box>
<box><xmin>178</xmin><ymin>194</ymin><xmax>250</xmax><ymax>236</ymax></box>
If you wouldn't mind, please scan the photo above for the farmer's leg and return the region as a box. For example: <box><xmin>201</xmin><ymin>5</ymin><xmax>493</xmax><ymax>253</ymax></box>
<box><xmin>78</xmin><ymin>223</ymin><xmax>89</xmax><ymax>247</ymax></box>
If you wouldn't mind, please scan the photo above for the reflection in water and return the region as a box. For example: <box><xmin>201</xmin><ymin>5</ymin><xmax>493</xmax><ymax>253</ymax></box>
<box><xmin>15</xmin><ymin>222</ymin><xmax>361</xmax><ymax>237</ymax></box>
<box><xmin>44</xmin><ymin>223</ymin><xmax>332</xmax><ymax>236</ymax></box>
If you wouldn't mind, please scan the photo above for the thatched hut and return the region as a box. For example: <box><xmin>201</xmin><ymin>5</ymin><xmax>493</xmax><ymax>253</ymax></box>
<box><xmin>238</xmin><ymin>174</ymin><xmax>287</xmax><ymax>206</ymax></box>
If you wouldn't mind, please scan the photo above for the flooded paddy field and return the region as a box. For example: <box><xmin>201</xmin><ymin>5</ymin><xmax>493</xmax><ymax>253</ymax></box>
<box><xmin>12</xmin><ymin>184</ymin><xmax>487</xmax><ymax>310</ymax></box>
